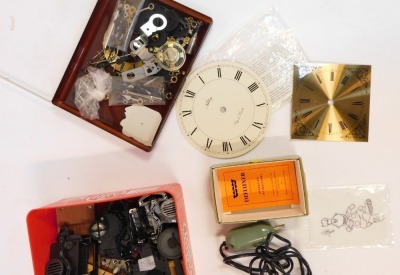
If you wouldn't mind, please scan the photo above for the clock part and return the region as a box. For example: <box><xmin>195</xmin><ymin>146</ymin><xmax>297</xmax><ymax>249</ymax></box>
<box><xmin>176</xmin><ymin>62</ymin><xmax>272</xmax><ymax>158</ymax></box>
<box><xmin>291</xmin><ymin>63</ymin><xmax>371</xmax><ymax>142</ymax></box>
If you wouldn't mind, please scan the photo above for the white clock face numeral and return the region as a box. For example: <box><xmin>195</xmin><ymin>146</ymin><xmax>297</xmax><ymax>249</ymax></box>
<box><xmin>176</xmin><ymin>62</ymin><xmax>272</xmax><ymax>158</ymax></box>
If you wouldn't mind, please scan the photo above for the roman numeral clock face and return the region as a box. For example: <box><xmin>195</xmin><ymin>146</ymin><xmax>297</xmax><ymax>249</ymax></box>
<box><xmin>291</xmin><ymin>63</ymin><xmax>371</xmax><ymax>142</ymax></box>
<box><xmin>176</xmin><ymin>62</ymin><xmax>272</xmax><ymax>158</ymax></box>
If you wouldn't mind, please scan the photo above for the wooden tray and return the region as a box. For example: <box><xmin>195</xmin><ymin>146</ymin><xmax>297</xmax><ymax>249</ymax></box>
<box><xmin>52</xmin><ymin>0</ymin><xmax>212</xmax><ymax>151</ymax></box>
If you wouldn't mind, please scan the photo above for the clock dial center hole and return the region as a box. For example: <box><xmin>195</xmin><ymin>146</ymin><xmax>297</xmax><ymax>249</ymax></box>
<box><xmin>220</xmin><ymin>106</ymin><xmax>227</xmax><ymax>113</ymax></box>
<box><xmin>327</xmin><ymin>99</ymin><xmax>335</xmax><ymax>106</ymax></box>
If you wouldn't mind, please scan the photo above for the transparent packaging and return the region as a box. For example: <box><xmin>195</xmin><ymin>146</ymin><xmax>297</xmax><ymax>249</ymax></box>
<box><xmin>103</xmin><ymin>0</ymin><xmax>145</xmax><ymax>52</ymax></box>
<box><xmin>109</xmin><ymin>76</ymin><xmax>166</xmax><ymax>106</ymax></box>
<box><xmin>294</xmin><ymin>183</ymin><xmax>394</xmax><ymax>250</ymax></box>
<box><xmin>203</xmin><ymin>7</ymin><xmax>307</xmax><ymax>111</ymax></box>
<box><xmin>74</xmin><ymin>68</ymin><xmax>112</xmax><ymax>120</ymax></box>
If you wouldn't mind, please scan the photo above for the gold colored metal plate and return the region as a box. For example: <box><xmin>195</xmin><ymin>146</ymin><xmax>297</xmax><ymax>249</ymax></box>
<box><xmin>89</xmin><ymin>48</ymin><xmax>143</xmax><ymax>73</ymax></box>
<box><xmin>291</xmin><ymin>63</ymin><xmax>371</xmax><ymax>142</ymax></box>
<box><xmin>103</xmin><ymin>49</ymin><xmax>143</xmax><ymax>72</ymax></box>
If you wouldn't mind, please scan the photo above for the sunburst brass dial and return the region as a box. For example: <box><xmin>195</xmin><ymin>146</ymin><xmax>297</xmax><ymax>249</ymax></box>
<box><xmin>291</xmin><ymin>63</ymin><xmax>371</xmax><ymax>142</ymax></box>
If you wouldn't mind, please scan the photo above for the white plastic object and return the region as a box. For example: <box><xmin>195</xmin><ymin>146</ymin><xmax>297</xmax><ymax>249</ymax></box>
<box><xmin>120</xmin><ymin>105</ymin><xmax>162</xmax><ymax>146</ymax></box>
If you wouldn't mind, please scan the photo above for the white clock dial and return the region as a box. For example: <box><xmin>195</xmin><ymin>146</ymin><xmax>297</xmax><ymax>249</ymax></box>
<box><xmin>176</xmin><ymin>62</ymin><xmax>272</xmax><ymax>158</ymax></box>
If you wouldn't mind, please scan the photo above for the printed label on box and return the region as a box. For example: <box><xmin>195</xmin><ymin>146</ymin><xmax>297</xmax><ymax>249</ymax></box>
<box><xmin>217</xmin><ymin>161</ymin><xmax>300</xmax><ymax>212</ymax></box>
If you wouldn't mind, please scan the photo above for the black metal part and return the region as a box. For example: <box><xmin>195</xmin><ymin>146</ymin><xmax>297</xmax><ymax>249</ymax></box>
<box><xmin>45</xmin><ymin>227</ymin><xmax>89</xmax><ymax>275</ymax></box>
<box><xmin>134</xmin><ymin>3</ymin><xmax>189</xmax><ymax>48</ymax></box>
<box><xmin>89</xmin><ymin>193</ymin><xmax>183</xmax><ymax>275</ymax></box>
<box><xmin>92</xmin><ymin>203</ymin><xmax>133</xmax><ymax>260</ymax></box>
<box><xmin>157</xmin><ymin>227</ymin><xmax>181</xmax><ymax>260</ymax></box>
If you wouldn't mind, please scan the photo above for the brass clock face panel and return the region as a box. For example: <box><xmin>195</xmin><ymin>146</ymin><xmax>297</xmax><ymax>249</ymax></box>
<box><xmin>291</xmin><ymin>63</ymin><xmax>371</xmax><ymax>142</ymax></box>
<box><xmin>176</xmin><ymin>62</ymin><xmax>272</xmax><ymax>158</ymax></box>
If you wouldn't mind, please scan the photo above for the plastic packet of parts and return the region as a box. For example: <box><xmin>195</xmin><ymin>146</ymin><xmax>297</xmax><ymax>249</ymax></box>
<box><xmin>109</xmin><ymin>76</ymin><xmax>166</xmax><ymax>106</ymax></box>
<box><xmin>74</xmin><ymin>67</ymin><xmax>112</xmax><ymax>120</ymax></box>
<box><xmin>293</xmin><ymin>183</ymin><xmax>394</xmax><ymax>250</ymax></box>
<box><xmin>202</xmin><ymin>7</ymin><xmax>307</xmax><ymax>111</ymax></box>
<box><xmin>103</xmin><ymin>0</ymin><xmax>145</xmax><ymax>52</ymax></box>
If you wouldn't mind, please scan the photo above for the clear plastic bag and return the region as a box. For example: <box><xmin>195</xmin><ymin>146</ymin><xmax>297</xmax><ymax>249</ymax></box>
<box><xmin>87</xmin><ymin>67</ymin><xmax>112</xmax><ymax>99</ymax></box>
<box><xmin>74</xmin><ymin>67</ymin><xmax>112</xmax><ymax>120</ymax></box>
<box><xmin>103</xmin><ymin>0</ymin><xmax>145</xmax><ymax>52</ymax></box>
<box><xmin>294</xmin><ymin>183</ymin><xmax>394</xmax><ymax>250</ymax></box>
<box><xmin>203</xmin><ymin>7</ymin><xmax>307</xmax><ymax>111</ymax></box>
<box><xmin>109</xmin><ymin>76</ymin><xmax>166</xmax><ymax>106</ymax></box>
<box><xmin>74</xmin><ymin>74</ymin><xmax>100</xmax><ymax>120</ymax></box>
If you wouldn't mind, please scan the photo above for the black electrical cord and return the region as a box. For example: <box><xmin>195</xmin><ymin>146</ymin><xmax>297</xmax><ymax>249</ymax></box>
<box><xmin>219</xmin><ymin>233</ymin><xmax>312</xmax><ymax>275</ymax></box>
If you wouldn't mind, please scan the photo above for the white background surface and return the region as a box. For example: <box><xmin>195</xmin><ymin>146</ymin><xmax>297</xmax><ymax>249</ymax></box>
<box><xmin>1</xmin><ymin>0</ymin><xmax>399</xmax><ymax>274</ymax></box>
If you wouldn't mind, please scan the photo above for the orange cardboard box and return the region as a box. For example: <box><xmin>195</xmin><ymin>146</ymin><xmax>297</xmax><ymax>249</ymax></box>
<box><xmin>211</xmin><ymin>156</ymin><xmax>308</xmax><ymax>223</ymax></box>
<box><xmin>27</xmin><ymin>183</ymin><xmax>195</xmax><ymax>275</ymax></box>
